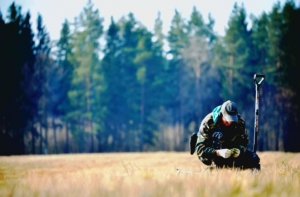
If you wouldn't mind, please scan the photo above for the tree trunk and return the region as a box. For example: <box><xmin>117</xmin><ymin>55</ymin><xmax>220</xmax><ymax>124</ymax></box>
<box><xmin>195</xmin><ymin>76</ymin><xmax>201</xmax><ymax>123</ymax></box>
<box><xmin>140</xmin><ymin>83</ymin><xmax>145</xmax><ymax>151</ymax></box>
<box><xmin>65</xmin><ymin>123</ymin><xmax>69</xmax><ymax>153</ymax></box>
<box><xmin>86</xmin><ymin>69</ymin><xmax>94</xmax><ymax>153</ymax></box>
<box><xmin>52</xmin><ymin>118</ymin><xmax>58</xmax><ymax>154</ymax></box>
<box><xmin>179</xmin><ymin>66</ymin><xmax>184</xmax><ymax>151</ymax></box>
<box><xmin>31</xmin><ymin>123</ymin><xmax>35</xmax><ymax>154</ymax></box>
<box><xmin>39</xmin><ymin>124</ymin><xmax>43</xmax><ymax>154</ymax></box>
<box><xmin>45</xmin><ymin>119</ymin><xmax>48</xmax><ymax>154</ymax></box>
<box><xmin>90</xmin><ymin>120</ymin><xmax>94</xmax><ymax>153</ymax></box>
<box><xmin>228</xmin><ymin>55</ymin><xmax>234</xmax><ymax>97</ymax></box>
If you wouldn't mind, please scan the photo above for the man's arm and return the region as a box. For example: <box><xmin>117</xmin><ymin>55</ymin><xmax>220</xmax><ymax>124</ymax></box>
<box><xmin>195</xmin><ymin>113</ymin><xmax>218</xmax><ymax>161</ymax></box>
<box><xmin>234</xmin><ymin>117</ymin><xmax>249</xmax><ymax>152</ymax></box>
<box><xmin>195</xmin><ymin>134</ymin><xmax>217</xmax><ymax>159</ymax></box>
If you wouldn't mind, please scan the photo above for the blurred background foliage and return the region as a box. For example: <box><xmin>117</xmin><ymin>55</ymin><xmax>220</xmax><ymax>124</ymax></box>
<box><xmin>0</xmin><ymin>1</ymin><xmax>299</xmax><ymax>155</ymax></box>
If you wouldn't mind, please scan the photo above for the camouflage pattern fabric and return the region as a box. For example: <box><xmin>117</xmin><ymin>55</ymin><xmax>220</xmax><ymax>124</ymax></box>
<box><xmin>195</xmin><ymin>112</ymin><xmax>260</xmax><ymax>169</ymax></box>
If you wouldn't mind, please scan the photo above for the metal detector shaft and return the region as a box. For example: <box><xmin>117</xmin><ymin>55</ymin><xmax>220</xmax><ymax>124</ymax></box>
<box><xmin>253</xmin><ymin>74</ymin><xmax>265</xmax><ymax>152</ymax></box>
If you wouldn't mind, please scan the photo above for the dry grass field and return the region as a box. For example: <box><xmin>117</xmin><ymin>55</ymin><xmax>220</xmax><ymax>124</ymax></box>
<box><xmin>0</xmin><ymin>152</ymin><xmax>299</xmax><ymax>197</ymax></box>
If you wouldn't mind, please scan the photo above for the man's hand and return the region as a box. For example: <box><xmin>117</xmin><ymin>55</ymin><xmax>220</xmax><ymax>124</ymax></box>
<box><xmin>231</xmin><ymin>148</ymin><xmax>240</xmax><ymax>158</ymax></box>
<box><xmin>216</xmin><ymin>149</ymin><xmax>232</xmax><ymax>158</ymax></box>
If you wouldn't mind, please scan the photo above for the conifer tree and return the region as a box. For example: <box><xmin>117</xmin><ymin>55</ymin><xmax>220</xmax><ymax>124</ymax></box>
<box><xmin>69</xmin><ymin>0</ymin><xmax>104</xmax><ymax>152</ymax></box>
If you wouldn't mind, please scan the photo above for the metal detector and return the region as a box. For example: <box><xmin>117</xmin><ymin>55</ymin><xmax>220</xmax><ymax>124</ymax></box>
<box><xmin>253</xmin><ymin>74</ymin><xmax>265</xmax><ymax>152</ymax></box>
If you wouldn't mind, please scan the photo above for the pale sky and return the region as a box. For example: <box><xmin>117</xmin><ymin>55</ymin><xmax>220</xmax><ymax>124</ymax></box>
<box><xmin>0</xmin><ymin>0</ymin><xmax>294</xmax><ymax>41</ymax></box>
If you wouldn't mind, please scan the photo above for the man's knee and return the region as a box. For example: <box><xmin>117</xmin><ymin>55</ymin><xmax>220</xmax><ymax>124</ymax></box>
<box><xmin>251</xmin><ymin>152</ymin><xmax>260</xmax><ymax>164</ymax></box>
<box><xmin>237</xmin><ymin>150</ymin><xmax>260</xmax><ymax>169</ymax></box>
<box><xmin>245</xmin><ymin>150</ymin><xmax>260</xmax><ymax>163</ymax></box>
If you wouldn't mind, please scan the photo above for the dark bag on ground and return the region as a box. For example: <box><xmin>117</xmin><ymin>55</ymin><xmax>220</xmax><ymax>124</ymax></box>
<box><xmin>190</xmin><ymin>133</ymin><xmax>198</xmax><ymax>155</ymax></box>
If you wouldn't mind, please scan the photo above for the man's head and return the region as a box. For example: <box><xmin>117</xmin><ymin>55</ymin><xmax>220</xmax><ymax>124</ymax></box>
<box><xmin>221</xmin><ymin>100</ymin><xmax>238</xmax><ymax>127</ymax></box>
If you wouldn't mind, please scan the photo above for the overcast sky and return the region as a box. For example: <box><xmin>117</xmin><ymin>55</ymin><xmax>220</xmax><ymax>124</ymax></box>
<box><xmin>1</xmin><ymin>0</ymin><xmax>294</xmax><ymax>41</ymax></box>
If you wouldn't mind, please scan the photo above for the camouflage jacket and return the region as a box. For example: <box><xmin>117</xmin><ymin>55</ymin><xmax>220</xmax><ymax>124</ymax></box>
<box><xmin>195</xmin><ymin>110</ymin><xmax>249</xmax><ymax>160</ymax></box>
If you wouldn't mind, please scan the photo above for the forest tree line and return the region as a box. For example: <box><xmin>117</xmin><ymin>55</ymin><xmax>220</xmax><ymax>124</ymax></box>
<box><xmin>0</xmin><ymin>1</ymin><xmax>299</xmax><ymax>155</ymax></box>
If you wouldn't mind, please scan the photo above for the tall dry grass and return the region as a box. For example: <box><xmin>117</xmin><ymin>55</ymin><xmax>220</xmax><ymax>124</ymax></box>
<box><xmin>0</xmin><ymin>152</ymin><xmax>299</xmax><ymax>197</ymax></box>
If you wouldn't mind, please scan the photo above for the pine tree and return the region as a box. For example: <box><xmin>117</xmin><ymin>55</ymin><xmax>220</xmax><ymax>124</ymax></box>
<box><xmin>20</xmin><ymin>12</ymin><xmax>37</xmax><ymax>154</ymax></box>
<box><xmin>115</xmin><ymin>13</ymin><xmax>145</xmax><ymax>151</ymax></box>
<box><xmin>185</xmin><ymin>7</ymin><xmax>209</xmax><ymax>120</ymax></box>
<box><xmin>0</xmin><ymin>3</ymin><xmax>36</xmax><ymax>154</ymax></box>
<box><xmin>35</xmin><ymin>14</ymin><xmax>51</xmax><ymax>154</ymax></box>
<box><xmin>223</xmin><ymin>3</ymin><xmax>254</xmax><ymax>104</ymax></box>
<box><xmin>166</xmin><ymin>10</ymin><xmax>189</xmax><ymax>150</ymax></box>
<box><xmin>183</xmin><ymin>7</ymin><xmax>222</xmax><ymax>130</ymax></box>
<box><xmin>280</xmin><ymin>2</ymin><xmax>300</xmax><ymax>151</ymax></box>
<box><xmin>55</xmin><ymin>20</ymin><xmax>73</xmax><ymax>153</ymax></box>
<box><xmin>69</xmin><ymin>0</ymin><xmax>104</xmax><ymax>152</ymax></box>
<box><xmin>101</xmin><ymin>17</ymin><xmax>122</xmax><ymax>151</ymax></box>
<box><xmin>153</xmin><ymin>12</ymin><xmax>165</xmax><ymax>53</ymax></box>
